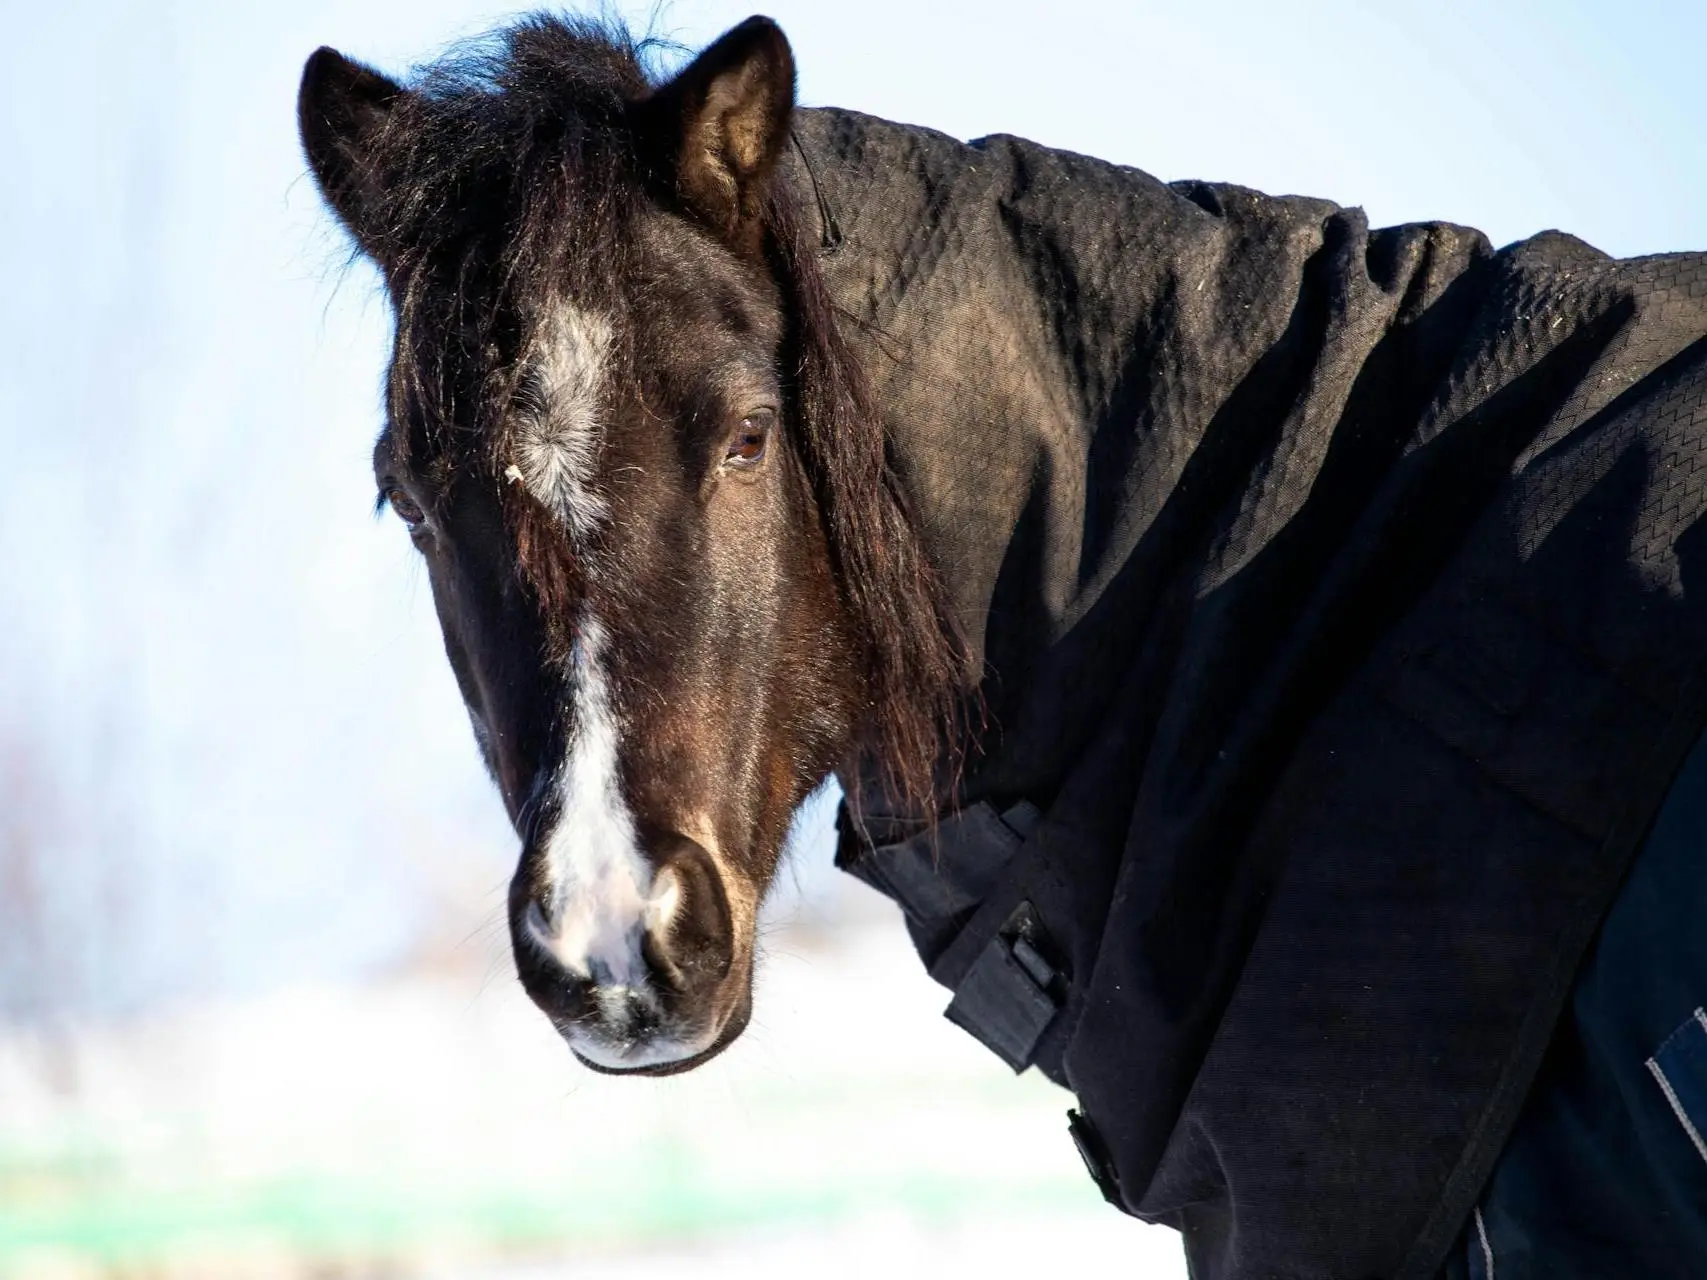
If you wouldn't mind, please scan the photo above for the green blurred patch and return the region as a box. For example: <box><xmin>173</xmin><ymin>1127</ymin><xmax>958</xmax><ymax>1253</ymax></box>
<box><xmin>0</xmin><ymin>1160</ymin><xmax>1092</xmax><ymax>1267</ymax></box>
<box><xmin>0</xmin><ymin>1140</ymin><xmax>1092</xmax><ymax>1269</ymax></box>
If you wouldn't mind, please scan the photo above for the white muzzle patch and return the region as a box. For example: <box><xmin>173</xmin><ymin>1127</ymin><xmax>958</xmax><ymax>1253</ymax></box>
<box><xmin>520</xmin><ymin>621</ymin><xmax>717</xmax><ymax>1071</ymax></box>
<box><xmin>526</xmin><ymin>618</ymin><xmax>671</xmax><ymax>987</ymax></box>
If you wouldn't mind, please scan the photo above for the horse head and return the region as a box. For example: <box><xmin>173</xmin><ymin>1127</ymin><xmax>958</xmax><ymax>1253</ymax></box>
<box><xmin>297</xmin><ymin>15</ymin><xmax>962</xmax><ymax>1073</ymax></box>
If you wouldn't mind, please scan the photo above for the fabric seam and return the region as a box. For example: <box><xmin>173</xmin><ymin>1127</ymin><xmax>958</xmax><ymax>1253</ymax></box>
<box><xmin>1646</xmin><ymin>1007</ymin><xmax>1707</xmax><ymax>1170</ymax></box>
<box><xmin>1396</xmin><ymin>657</ymin><xmax>1707</xmax><ymax>1279</ymax></box>
<box><xmin>1474</xmin><ymin>1206</ymin><xmax>1496</xmax><ymax>1280</ymax></box>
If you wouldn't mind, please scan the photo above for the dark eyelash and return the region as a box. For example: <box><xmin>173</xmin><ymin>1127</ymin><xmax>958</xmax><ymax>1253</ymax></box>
<box><xmin>373</xmin><ymin>489</ymin><xmax>393</xmax><ymax>518</ymax></box>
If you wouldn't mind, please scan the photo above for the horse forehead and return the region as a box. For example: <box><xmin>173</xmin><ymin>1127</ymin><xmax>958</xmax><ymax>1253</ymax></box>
<box><xmin>534</xmin><ymin>302</ymin><xmax>613</xmax><ymax>399</ymax></box>
<box><xmin>510</xmin><ymin>300</ymin><xmax>615</xmax><ymax>536</ymax></box>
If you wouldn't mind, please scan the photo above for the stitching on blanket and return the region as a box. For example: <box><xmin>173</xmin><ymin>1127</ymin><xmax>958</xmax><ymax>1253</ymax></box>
<box><xmin>1474</xmin><ymin>1206</ymin><xmax>1496</xmax><ymax>1280</ymax></box>
<box><xmin>1646</xmin><ymin>1050</ymin><xmax>1707</xmax><ymax>1169</ymax></box>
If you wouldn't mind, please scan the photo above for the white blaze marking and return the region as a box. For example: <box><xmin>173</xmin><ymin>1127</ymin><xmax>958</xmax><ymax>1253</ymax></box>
<box><xmin>527</xmin><ymin>618</ymin><xmax>670</xmax><ymax>989</ymax></box>
<box><xmin>511</xmin><ymin>301</ymin><xmax>721</xmax><ymax>1069</ymax></box>
<box><xmin>510</xmin><ymin>303</ymin><xmax>660</xmax><ymax>987</ymax></box>
<box><xmin>522</xmin><ymin>624</ymin><xmax>708</xmax><ymax>1071</ymax></box>
<box><xmin>513</xmin><ymin>305</ymin><xmax>612</xmax><ymax>540</ymax></box>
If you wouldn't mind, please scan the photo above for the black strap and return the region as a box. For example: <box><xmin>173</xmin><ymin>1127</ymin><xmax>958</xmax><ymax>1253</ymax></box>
<box><xmin>944</xmin><ymin>900</ymin><xmax>1065</xmax><ymax>1072</ymax></box>
<box><xmin>1067</xmin><ymin>1108</ymin><xmax>1127</xmax><ymax>1209</ymax></box>
<box><xmin>840</xmin><ymin>798</ymin><xmax>1065</xmax><ymax>1072</ymax></box>
<box><xmin>837</xmin><ymin>799</ymin><xmax>1037</xmax><ymax>927</ymax></box>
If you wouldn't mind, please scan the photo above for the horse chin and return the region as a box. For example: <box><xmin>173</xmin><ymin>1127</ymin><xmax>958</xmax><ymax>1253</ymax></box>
<box><xmin>569</xmin><ymin>993</ymin><xmax>752</xmax><ymax>1077</ymax></box>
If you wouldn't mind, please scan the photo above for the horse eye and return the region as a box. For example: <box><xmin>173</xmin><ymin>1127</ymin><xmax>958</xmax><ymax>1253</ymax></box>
<box><xmin>387</xmin><ymin>488</ymin><xmax>425</xmax><ymax>527</ymax></box>
<box><xmin>725</xmin><ymin>411</ymin><xmax>772</xmax><ymax>467</ymax></box>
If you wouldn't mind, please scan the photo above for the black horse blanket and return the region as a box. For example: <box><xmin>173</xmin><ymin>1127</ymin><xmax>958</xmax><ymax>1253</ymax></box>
<box><xmin>788</xmin><ymin>108</ymin><xmax>1707</xmax><ymax>1277</ymax></box>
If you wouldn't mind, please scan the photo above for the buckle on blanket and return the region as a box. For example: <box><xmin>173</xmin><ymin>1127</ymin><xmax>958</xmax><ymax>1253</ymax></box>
<box><xmin>944</xmin><ymin>901</ymin><xmax>1065</xmax><ymax>1072</ymax></box>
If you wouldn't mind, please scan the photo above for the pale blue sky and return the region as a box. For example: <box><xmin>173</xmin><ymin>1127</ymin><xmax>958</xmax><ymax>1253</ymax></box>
<box><xmin>1</xmin><ymin>0</ymin><xmax>1702</xmax><ymax>1012</ymax></box>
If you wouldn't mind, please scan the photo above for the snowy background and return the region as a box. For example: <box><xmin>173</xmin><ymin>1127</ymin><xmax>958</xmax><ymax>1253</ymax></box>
<box><xmin>1</xmin><ymin>0</ymin><xmax>1702</xmax><ymax>1275</ymax></box>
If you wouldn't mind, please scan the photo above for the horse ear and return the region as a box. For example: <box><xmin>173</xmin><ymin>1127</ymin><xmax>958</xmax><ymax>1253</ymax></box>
<box><xmin>639</xmin><ymin>16</ymin><xmax>796</xmax><ymax>253</ymax></box>
<box><xmin>298</xmin><ymin>47</ymin><xmax>405</xmax><ymax>256</ymax></box>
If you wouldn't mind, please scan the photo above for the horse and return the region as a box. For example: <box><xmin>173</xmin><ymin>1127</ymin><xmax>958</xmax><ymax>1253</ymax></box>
<box><xmin>298</xmin><ymin>14</ymin><xmax>964</xmax><ymax>1078</ymax></box>
<box><xmin>298</xmin><ymin>14</ymin><xmax>1707</xmax><ymax>1278</ymax></box>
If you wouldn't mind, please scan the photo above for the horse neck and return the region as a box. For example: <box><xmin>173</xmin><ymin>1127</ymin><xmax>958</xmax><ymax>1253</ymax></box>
<box><xmin>784</xmin><ymin>105</ymin><xmax>1244</xmax><ymax>674</ymax></box>
<box><xmin>786</xmin><ymin>106</ymin><xmax>1511</xmax><ymax>827</ymax></box>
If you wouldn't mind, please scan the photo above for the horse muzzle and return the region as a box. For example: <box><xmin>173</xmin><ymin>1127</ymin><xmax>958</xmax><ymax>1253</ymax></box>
<box><xmin>507</xmin><ymin>833</ymin><xmax>750</xmax><ymax>1073</ymax></box>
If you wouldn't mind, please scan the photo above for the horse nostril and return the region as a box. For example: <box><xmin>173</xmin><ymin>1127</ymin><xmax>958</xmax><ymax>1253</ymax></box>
<box><xmin>644</xmin><ymin>835</ymin><xmax>734</xmax><ymax>990</ymax></box>
<box><xmin>521</xmin><ymin>897</ymin><xmax>554</xmax><ymax>952</ymax></box>
<box><xmin>510</xmin><ymin>904</ymin><xmax>595</xmax><ymax>1021</ymax></box>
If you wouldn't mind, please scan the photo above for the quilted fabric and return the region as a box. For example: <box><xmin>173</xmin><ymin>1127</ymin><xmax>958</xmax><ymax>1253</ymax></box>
<box><xmin>787</xmin><ymin>107</ymin><xmax>1707</xmax><ymax>1277</ymax></box>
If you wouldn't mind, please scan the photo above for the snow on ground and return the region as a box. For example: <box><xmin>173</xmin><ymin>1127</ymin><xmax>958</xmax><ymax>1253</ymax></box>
<box><xmin>0</xmin><ymin>870</ymin><xmax>1187</xmax><ymax>1279</ymax></box>
<box><xmin>453</xmin><ymin>1213</ymin><xmax>1185</xmax><ymax>1280</ymax></box>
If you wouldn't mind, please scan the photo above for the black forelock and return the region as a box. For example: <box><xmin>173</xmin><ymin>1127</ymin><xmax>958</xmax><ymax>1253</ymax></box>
<box><xmin>373</xmin><ymin>14</ymin><xmax>670</xmax><ymax>464</ymax></box>
<box><xmin>373</xmin><ymin>11</ymin><xmax>659</xmax><ymax>242</ymax></box>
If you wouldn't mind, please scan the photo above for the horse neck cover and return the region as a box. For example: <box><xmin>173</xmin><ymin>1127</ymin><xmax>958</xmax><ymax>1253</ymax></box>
<box><xmin>786</xmin><ymin>107</ymin><xmax>1707</xmax><ymax>1278</ymax></box>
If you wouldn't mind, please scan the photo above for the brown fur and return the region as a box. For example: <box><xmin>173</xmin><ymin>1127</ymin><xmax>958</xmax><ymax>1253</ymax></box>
<box><xmin>299</xmin><ymin>13</ymin><xmax>967</xmax><ymax>1069</ymax></box>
